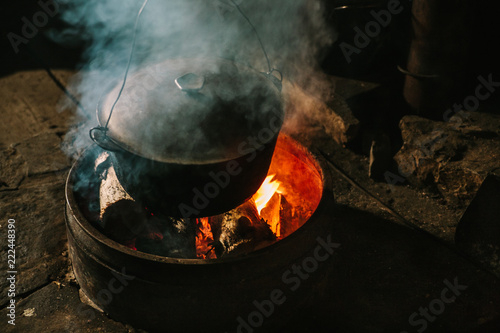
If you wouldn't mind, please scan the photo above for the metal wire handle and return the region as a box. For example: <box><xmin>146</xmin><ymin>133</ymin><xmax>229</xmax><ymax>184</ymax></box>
<box><xmin>229</xmin><ymin>0</ymin><xmax>282</xmax><ymax>86</ymax></box>
<box><xmin>90</xmin><ymin>0</ymin><xmax>150</xmax><ymax>144</ymax></box>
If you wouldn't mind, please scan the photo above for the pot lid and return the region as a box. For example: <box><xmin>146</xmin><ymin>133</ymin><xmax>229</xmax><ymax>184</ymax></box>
<box><xmin>97</xmin><ymin>58</ymin><xmax>283</xmax><ymax>164</ymax></box>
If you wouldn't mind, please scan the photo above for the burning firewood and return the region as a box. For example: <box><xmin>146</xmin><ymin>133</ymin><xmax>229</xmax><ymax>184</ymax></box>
<box><xmin>259</xmin><ymin>192</ymin><xmax>281</xmax><ymax>237</ymax></box>
<box><xmin>278</xmin><ymin>195</ymin><xmax>295</xmax><ymax>239</ymax></box>
<box><xmin>135</xmin><ymin>215</ymin><xmax>197</xmax><ymax>258</ymax></box>
<box><xmin>96</xmin><ymin>153</ymin><xmax>147</xmax><ymax>242</ymax></box>
<box><xmin>95</xmin><ymin>152</ymin><xmax>197</xmax><ymax>258</ymax></box>
<box><xmin>101</xmin><ymin>198</ymin><xmax>150</xmax><ymax>243</ymax></box>
<box><xmin>208</xmin><ymin>198</ymin><xmax>276</xmax><ymax>258</ymax></box>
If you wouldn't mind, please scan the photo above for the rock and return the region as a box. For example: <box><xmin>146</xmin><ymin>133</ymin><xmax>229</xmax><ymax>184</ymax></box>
<box><xmin>455</xmin><ymin>172</ymin><xmax>500</xmax><ymax>277</ymax></box>
<box><xmin>394</xmin><ymin>113</ymin><xmax>500</xmax><ymax>207</ymax></box>
<box><xmin>395</xmin><ymin>116</ymin><xmax>466</xmax><ymax>185</ymax></box>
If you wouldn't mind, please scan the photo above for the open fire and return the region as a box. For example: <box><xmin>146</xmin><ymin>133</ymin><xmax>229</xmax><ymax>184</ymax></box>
<box><xmin>194</xmin><ymin>175</ymin><xmax>283</xmax><ymax>259</ymax></box>
<box><xmin>91</xmin><ymin>134</ymin><xmax>323</xmax><ymax>259</ymax></box>
<box><xmin>65</xmin><ymin>133</ymin><xmax>327</xmax><ymax>332</ymax></box>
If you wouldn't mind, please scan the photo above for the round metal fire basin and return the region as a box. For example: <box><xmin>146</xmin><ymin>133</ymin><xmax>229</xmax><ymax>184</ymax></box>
<box><xmin>65</xmin><ymin>134</ymin><xmax>335</xmax><ymax>332</ymax></box>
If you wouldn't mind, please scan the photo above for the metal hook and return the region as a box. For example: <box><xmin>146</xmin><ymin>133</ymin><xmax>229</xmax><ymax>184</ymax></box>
<box><xmin>265</xmin><ymin>68</ymin><xmax>283</xmax><ymax>92</ymax></box>
<box><xmin>89</xmin><ymin>127</ymin><xmax>122</xmax><ymax>152</ymax></box>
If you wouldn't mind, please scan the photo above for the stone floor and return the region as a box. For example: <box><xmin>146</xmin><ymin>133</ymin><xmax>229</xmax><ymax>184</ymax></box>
<box><xmin>1</xmin><ymin>31</ymin><xmax>500</xmax><ymax>333</ymax></box>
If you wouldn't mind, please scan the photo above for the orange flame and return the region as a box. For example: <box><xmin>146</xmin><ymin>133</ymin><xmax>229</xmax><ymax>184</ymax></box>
<box><xmin>195</xmin><ymin>217</ymin><xmax>215</xmax><ymax>259</ymax></box>
<box><xmin>253</xmin><ymin>175</ymin><xmax>282</xmax><ymax>215</ymax></box>
<box><xmin>253</xmin><ymin>175</ymin><xmax>283</xmax><ymax>237</ymax></box>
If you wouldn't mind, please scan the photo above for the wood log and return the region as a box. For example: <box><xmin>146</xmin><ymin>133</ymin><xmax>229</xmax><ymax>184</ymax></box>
<box><xmin>260</xmin><ymin>192</ymin><xmax>281</xmax><ymax>237</ymax></box>
<box><xmin>209</xmin><ymin>198</ymin><xmax>276</xmax><ymax>258</ymax></box>
<box><xmin>279</xmin><ymin>195</ymin><xmax>295</xmax><ymax>239</ymax></box>
<box><xmin>135</xmin><ymin>216</ymin><xmax>197</xmax><ymax>258</ymax></box>
<box><xmin>95</xmin><ymin>153</ymin><xmax>197</xmax><ymax>258</ymax></box>
<box><xmin>96</xmin><ymin>153</ymin><xmax>148</xmax><ymax>242</ymax></box>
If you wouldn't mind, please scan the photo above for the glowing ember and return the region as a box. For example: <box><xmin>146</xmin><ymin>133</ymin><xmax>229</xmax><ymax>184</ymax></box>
<box><xmin>253</xmin><ymin>175</ymin><xmax>282</xmax><ymax>214</ymax></box>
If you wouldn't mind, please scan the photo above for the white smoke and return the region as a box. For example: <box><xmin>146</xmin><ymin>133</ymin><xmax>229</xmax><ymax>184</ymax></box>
<box><xmin>52</xmin><ymin>0</ymin><xmax>335</xmax><ymax>157</ymax></box>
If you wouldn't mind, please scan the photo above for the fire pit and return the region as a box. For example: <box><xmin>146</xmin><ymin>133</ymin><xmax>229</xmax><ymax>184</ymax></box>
<box><xmin>65</xmin><ymin>133</ymin><xmax>334</xmax><ymax>332</ymax></box>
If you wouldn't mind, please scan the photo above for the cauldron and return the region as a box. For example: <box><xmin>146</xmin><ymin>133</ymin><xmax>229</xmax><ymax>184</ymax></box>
<box><xmin>91</xmin><ymin>58</ymin><xmax>283</xmax><ymax>217</ymax></box>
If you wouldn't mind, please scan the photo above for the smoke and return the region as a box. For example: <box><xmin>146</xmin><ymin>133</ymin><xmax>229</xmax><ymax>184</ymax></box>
<box><xmin>52</xmin><ymin>0</ymin><xmax>335</xmax><ymax>157</ymax></box>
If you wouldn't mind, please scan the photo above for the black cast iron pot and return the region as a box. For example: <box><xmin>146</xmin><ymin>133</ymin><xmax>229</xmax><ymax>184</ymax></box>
<box><xmin>91</xmin><ymin>58</ymin><xmax>283</xmax><ymax>217</ymax></box>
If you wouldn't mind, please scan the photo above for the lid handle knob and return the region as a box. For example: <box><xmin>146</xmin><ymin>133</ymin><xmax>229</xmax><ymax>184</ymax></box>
<box><xmin>175</xmin><ymin>73</ymin><xmax>205</xmax><ymax>92</ymax></box>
